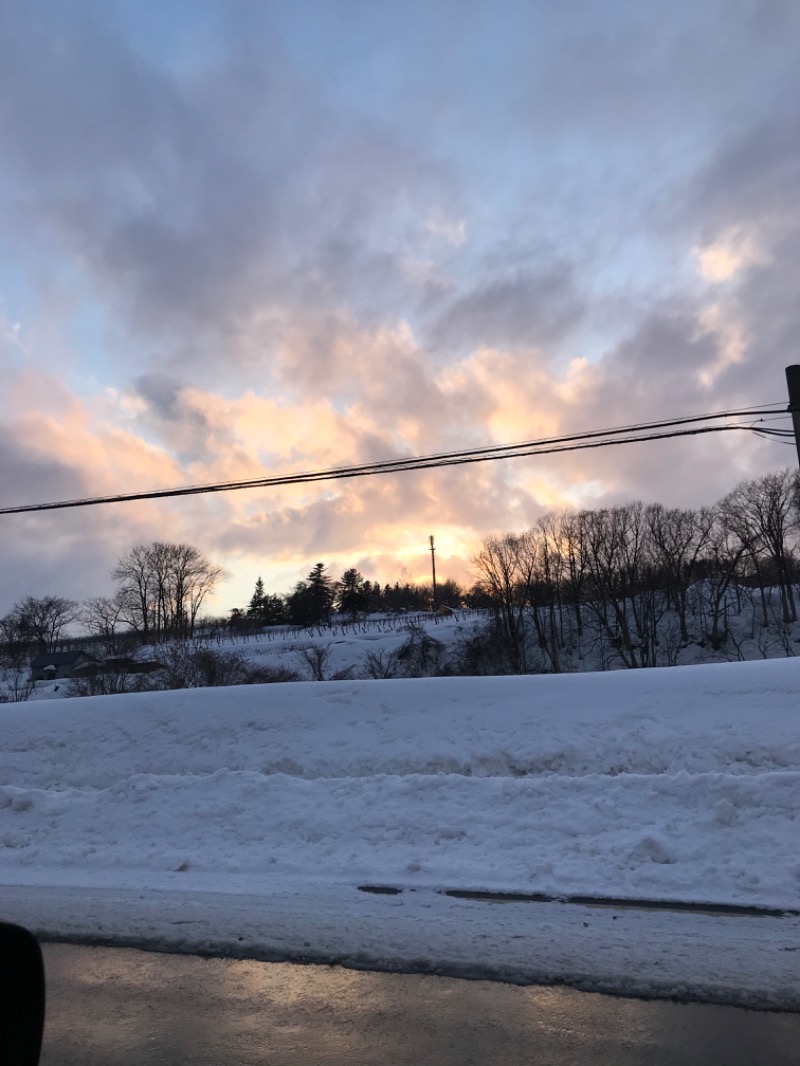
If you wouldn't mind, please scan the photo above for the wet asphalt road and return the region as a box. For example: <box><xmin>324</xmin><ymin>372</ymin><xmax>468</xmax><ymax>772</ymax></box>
<box><xmin>39</xmin><ymin>943</ymin><xmax>800</xmax><ymax>1065</ymax></box>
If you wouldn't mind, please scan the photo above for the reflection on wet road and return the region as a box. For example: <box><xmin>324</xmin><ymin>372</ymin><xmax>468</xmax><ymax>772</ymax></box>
<box><xmin>40</xmin><ymin>944</ymin><xmax>799</xmax><ymax>1066</ymax></box>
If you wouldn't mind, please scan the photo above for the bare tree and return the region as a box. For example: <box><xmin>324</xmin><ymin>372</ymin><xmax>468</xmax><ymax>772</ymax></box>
<box><xmin>81</xmin><ymin>595</ymin><xmax>127</xmax><ymax>654</ymax></box>
<box><xmin>580</xmin><ymin>503</ymin><xmax>666</xmax><ymax>668</ymax></box>
<box><xmin>293</xmin><ymin>642</ymin><xmax>333</xmax><ymax>681</ymax></box>
<box><xmin>393</xmin><ymin>621</ymin><xmax>445</xmax><ymax>677</ymax></box>
<box><xmin>359</xmin><ymin>646</ymin><xmax>398</xmax><ymax>679</ymax></box>
<box><xmin>472</xmin><ymin>532</ymin><xmax>537</xmax><ymax>672</ymax></box>
<box><xmin>691</xmin><ymin>507</ymin><xmax>750</xmax><ymax>650</ymax></box>
<box><xmin>531</xmin><ymin>514</ymin><xmax>569</xmax><ymax>672</ymax></box>
<box><xmin>151</xmin><ymin>642</ymin><xmax>251</xmax><ymax>689</ymax></box>
<box><xmin>67</xmin><ymin>662</ymin><xmax>143</xmax><ymax>697</ymax></box>
<box><xmin>169</xmin><ymin>543</ymin><xmax>226</xmax><ymax>634</ymax></box>
<box><xmin>646</xmin><ymin>504</ymin><xmax>714</xmax><ymax>643</ymax></box>
<box><xmin>0</xmin><ymin>612</ymin><xmax>30</xmax><ymax>667</ymax></box>
<box><xmin>0</xmin><ymin>664</ymin><xmax>35</xmax><ymax>703</ymax></box>
<box><xmin>8</xmin><ymin>596</ymin><xmax>79</xmax><ymax>653</ymax></box>
<box><xmin>559</xmin><ymin>509</ymin><xmax>590</xmax><ymax>647</ymax></box>
<box><xmin>722</xmin><ymin>470</ymin><xmax>799</xmax><ymax>625</ymax></box>
<box><xmin>113</xmin><ymin>544</ymin><xmax>155</xmax><ymax>642</ymax></box>
<box><xmin>113</xmin><ymin>542</ymin><xmax>227</xmax><ymax>642</ymax></box>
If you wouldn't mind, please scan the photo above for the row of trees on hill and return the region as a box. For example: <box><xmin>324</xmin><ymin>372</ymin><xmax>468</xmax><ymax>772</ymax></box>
<box><xmin>0</xmin><ymin>542</ymin><xmax>226</xmax><ymax>660</ymax></box>
<box><xmin>2</xmin><ymin>469</ymin><xmax>799</xmax><ymax>682</ymax></box>
<box><xmin>0</xmin><ymin>595</ymin><xmax>81</xmax><ymax>662</ymax></box>
<box><xmin>108</xmin><ymin>542</ymin><xmax>225</xmax><ymax>642</ymax></box>
<box><xmin>469</xmin><ymin>469</ymin><xmax>800</xmax><ymax>673</ymax></box>
<box><xmin>232</xmin><ymin>564</ymin><xmax>464</xmax><ymax>629</ymax></box>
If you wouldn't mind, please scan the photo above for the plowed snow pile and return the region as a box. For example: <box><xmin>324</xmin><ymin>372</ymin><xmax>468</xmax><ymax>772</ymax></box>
<box><xmin>1</xmin><ymin>658</ymin><xmax>798</xmax><ymax>907</ymax></box>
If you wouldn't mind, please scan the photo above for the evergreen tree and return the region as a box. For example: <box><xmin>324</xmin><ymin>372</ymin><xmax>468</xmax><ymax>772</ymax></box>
<box><xmin>286</xmin><ymin>582</ymin><xmax>313</xmax><ymax>626</ymax></box>
<box><xmin>247</xmin><ymin>577</ymin><xmax>266</xmax><ymax>620</ymax></box>
<box><xmin>262</xmin><ymin>594</ymin><xmax>287</xmax><ymax>626</ymax></box>
<box><xmin>362</xmin><ymin>580</ymin><xmax>383</xmax><ymax>612</ymax></box>
<box><xmin>287</xmin><ymin>564</ymin><xmax>335</xmax><ymax>626</ymax></box>
<box><xmin>307</xmin><ymin>562</ymin><xmax>335</xmax><ymax>623</ymax></box>
<box><xmin>338</xmin><ymin>568</ymin><xmax>369</xmax><ymax>620</ymax></box>
<box><xmin>436</xmin><ymin>579</ymin><xmax>463</xmax><ymax>608</ymax></box>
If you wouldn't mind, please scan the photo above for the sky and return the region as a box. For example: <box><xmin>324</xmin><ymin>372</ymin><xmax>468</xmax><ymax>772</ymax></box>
<box><xmin>1</xmin><ymin>0</ymin><xmax>799</xmax><ymax>615</ymax></box>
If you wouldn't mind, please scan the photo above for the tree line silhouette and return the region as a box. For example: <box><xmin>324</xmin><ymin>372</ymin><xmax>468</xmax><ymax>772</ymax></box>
<box><xmin>1</xmin><ymin>468</ymin><xmax>798</xmax><ymax>682</ymax></box>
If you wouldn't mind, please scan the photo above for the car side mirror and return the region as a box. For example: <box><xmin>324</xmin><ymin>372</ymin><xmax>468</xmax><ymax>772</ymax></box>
<box><xmin>0</xmin><ymin>922</ymin><xmax>45</xmax><ymax>1065</ymax></box>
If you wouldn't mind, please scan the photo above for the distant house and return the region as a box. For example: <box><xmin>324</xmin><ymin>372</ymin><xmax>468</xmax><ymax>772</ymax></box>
<box><xmin>97</xmin><ymin>656</ymin><xmax>162</xmax><ymax>676</ymax></box>
<box><xmin>29</xmin><ymin>651</ymin><xmax>97</xmax><ymax>683</ymax></box>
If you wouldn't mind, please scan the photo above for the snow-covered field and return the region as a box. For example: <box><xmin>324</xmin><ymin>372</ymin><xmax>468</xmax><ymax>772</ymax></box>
<box><xmin>1</xmin><ymin>658</ymin><xmax>799</xmax><ymax>1008</ymax></box>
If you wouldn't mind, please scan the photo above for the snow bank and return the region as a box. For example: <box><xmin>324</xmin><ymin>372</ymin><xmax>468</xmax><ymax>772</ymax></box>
<box><xmin>1</xmin><ymin>658</ymin><xmax>798</xmax><ymax>1006</ymax></box>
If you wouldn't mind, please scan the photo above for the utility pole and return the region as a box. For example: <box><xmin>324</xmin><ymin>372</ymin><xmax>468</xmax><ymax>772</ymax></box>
<box><xmin>787</xmin><ymin>365</ymin><xmax>800</xmax><ymax>470</ymax></box>
<box><xmin>429</xmin><ymin>535</ymin><xmax>438</xmax><ymax>611</ymax></box>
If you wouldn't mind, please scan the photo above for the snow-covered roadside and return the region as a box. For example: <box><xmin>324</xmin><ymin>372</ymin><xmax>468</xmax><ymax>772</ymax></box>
<box><xmin>1</xmin><ymin>881</ymin><xmax>798</xmax><ymax>1011</ymax></box>
<box><xmin>1</xmin><ymin>659</ymin><xmax>799</xmax><ymax>1007</ymax></box>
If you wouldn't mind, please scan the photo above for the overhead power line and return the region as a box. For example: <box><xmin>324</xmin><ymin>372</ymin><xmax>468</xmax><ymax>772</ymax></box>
<box><xmin>0</xmin><ymin>404</ymin><xmax>791</xmax><ymax>517</ymax></box>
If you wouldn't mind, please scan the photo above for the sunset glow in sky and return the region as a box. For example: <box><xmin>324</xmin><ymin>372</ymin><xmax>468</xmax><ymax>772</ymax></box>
<box><xmin>1</xmin><ymin>0</ymin><xmax>799</xmax><ymax>613</ymax></box>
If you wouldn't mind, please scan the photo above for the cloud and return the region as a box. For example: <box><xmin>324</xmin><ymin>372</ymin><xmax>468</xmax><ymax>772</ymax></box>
<box><xmin>0</xmin><ymin>3</ymin><xmax>467</xmax><ymax>391</ymax></box>
<box><xmin>428</xmin><ymin>266</ymin><xmax>583</xmax><ymax>355</ymax></box>
<box><xmin>1</xmin><ymin>0</ymin><xmax>799</xmax><ymax>614</ymax></box>
<box><xmin>694</xmin><ymin>229</ymin><xmax>768</xmax><ymax>284</ymax></box>
<box><xmin>0</xmin><ymin>328</ymin><xmax>595</xmax><ymax>609</ymax></box>
<box><xmin>426</xmin><ymin>210</ymin><xmax>467</xmax><ymax>247</ymax></box>
<box><xmin>0</xmin><ymin>289</ymin><xmax>792</xmax><ymax>614</ymax></box>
